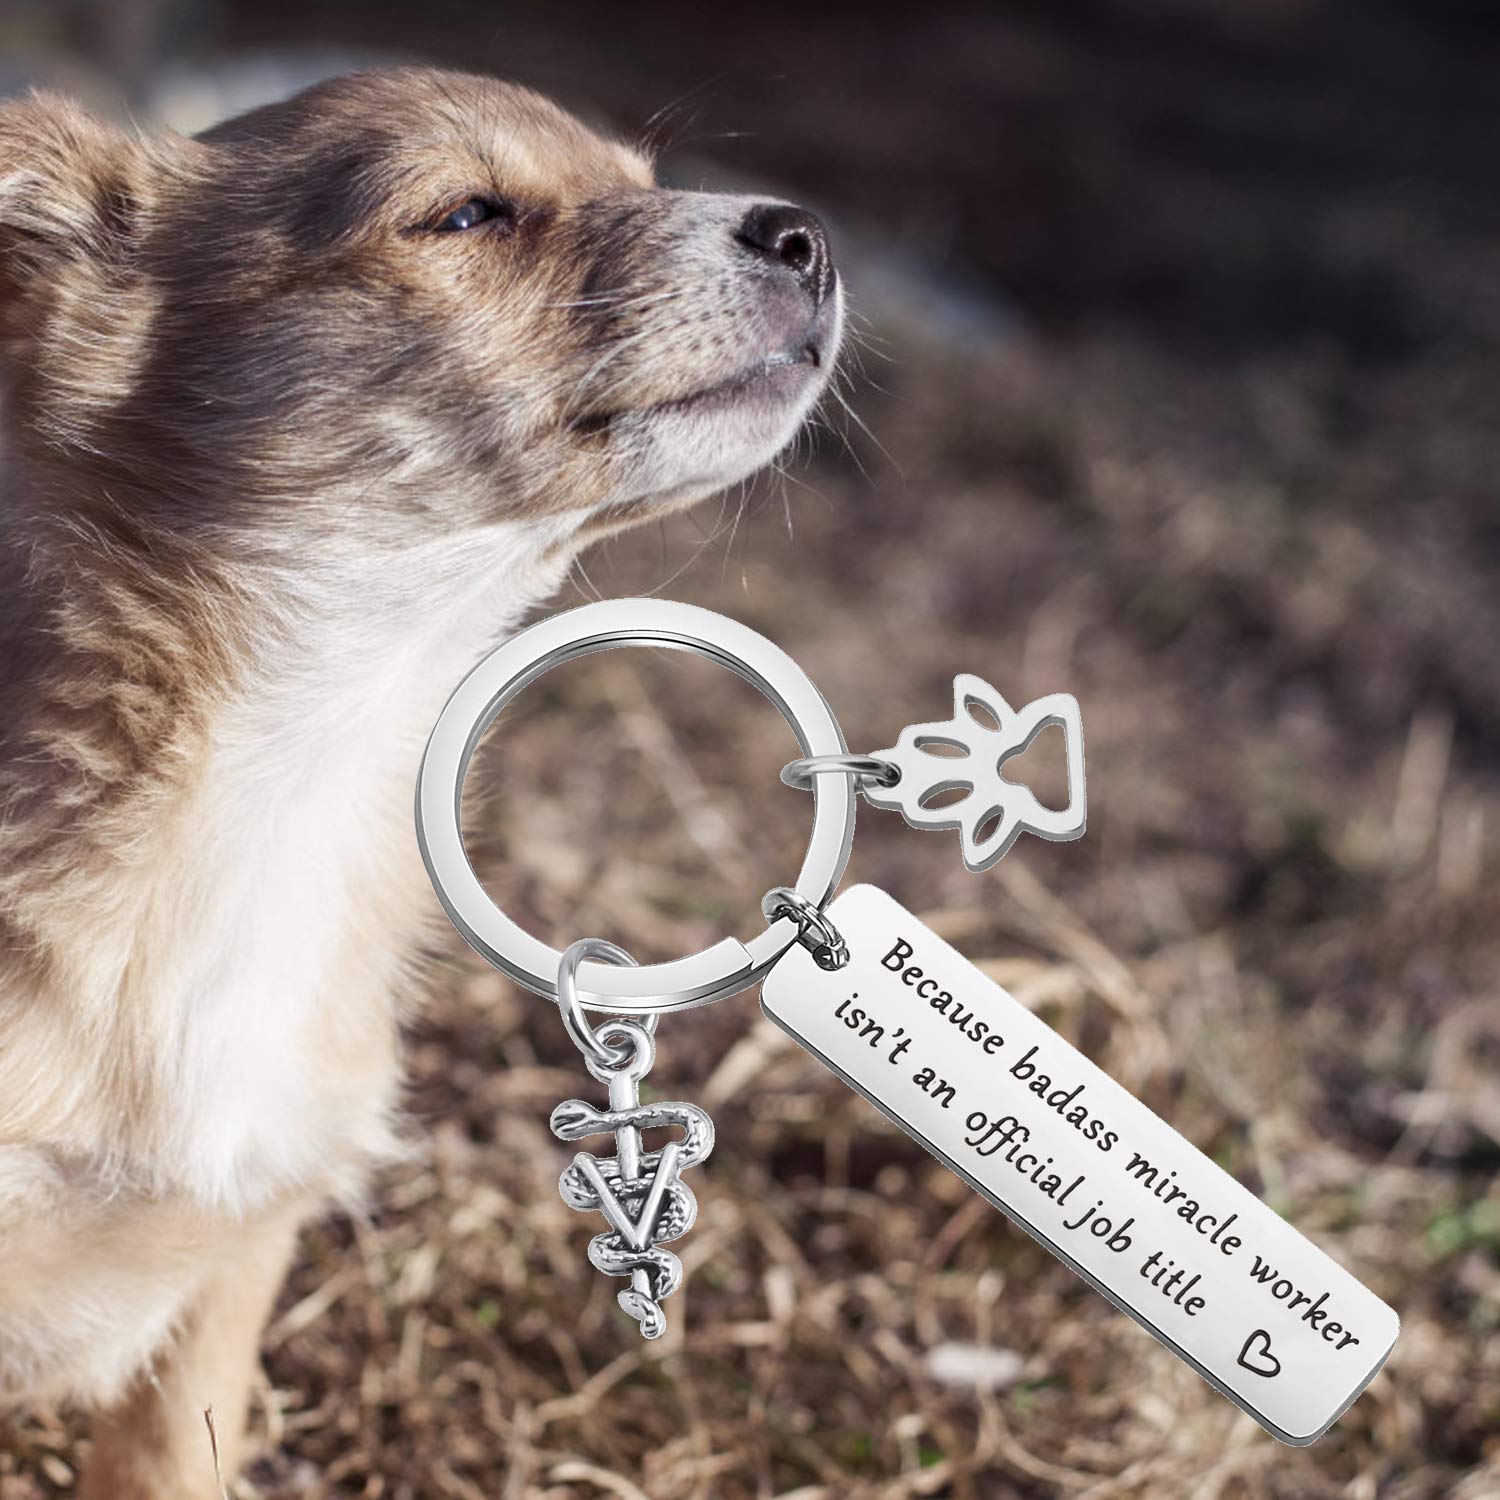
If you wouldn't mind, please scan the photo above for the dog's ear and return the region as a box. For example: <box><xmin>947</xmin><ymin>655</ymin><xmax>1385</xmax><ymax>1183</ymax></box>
<box><xmin>0</xmin><ymin>91</ymin><xmax>145</xmax><ymax>332</ymax></box>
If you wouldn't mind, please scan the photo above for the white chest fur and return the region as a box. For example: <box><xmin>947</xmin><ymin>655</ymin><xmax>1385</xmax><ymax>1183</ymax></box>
<box><xmin>146</xmin><ymin>518</ymin><xmax>581</xmax><ymax>1212</ymax></box>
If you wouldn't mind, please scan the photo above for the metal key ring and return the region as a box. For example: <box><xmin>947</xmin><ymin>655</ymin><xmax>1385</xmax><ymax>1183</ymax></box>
<box><xmin>415</xmin><ymin>598</ymin><xmax>856</xmax><ymax>1014</ymax></box>
<box><xmin>557</xmin><ymin>938</ymin><xmax>659</xmax><ymax>1068</ymax></box>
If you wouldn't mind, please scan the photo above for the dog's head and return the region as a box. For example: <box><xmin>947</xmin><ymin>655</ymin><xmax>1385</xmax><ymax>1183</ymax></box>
<box><xmin>0</xmin><ymin>68</ymin><xmax>841</xmax><ymax>547</ymax></box>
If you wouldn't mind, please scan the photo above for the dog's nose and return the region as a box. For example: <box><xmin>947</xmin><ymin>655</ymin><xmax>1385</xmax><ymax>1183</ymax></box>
<box><xmin>735</xmin><ymin>203</ymin><xmax>833</xmax><ymax>308</ymax></box>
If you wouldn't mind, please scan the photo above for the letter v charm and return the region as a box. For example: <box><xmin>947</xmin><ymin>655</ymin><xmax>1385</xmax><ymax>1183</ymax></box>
<box><xmin>550</xmin><ymin>1056</ymin><xmax>714</xmax><ymax>1340</ymax></box>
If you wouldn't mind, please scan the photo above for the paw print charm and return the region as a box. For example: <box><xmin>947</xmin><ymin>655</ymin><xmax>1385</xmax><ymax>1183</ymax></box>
<box><xmin>862</xmin><ymin>674</ymin><xmax>1086</xmax><ymax>873</ymax></box>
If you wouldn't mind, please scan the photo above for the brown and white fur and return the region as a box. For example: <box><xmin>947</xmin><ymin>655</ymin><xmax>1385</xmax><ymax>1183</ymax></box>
<box><xmin>0</xmin><ymin>68</ymin><xmax>841</xmax><ymax>1496</ymax></box>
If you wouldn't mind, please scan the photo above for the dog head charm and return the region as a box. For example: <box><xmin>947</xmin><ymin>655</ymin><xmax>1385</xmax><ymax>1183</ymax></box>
<box><xmin>863</xmin><ymin>674</ymin><xmax>1086</xmax><ymax>872</ymax></box>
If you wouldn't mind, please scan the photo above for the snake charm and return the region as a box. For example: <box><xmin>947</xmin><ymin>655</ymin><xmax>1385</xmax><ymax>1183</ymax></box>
<box><xmin>549</xmin><ymin>1092</ymin><xmax>715</xmax><ymax>1338</ymax></box>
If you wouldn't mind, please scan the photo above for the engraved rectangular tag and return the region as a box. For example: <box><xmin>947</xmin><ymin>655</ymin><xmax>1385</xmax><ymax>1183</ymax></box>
<box><xmin>760</xmin><ymin>884</ymin><xmax>1398</xmax><ymax>1446</ymax></box>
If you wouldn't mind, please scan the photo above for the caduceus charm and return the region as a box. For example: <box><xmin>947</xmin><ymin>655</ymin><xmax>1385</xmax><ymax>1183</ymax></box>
<box><xmin>549</xmin><ymin>1071</ymin><xmax>714</xmax><ymax>1339</ymax></box>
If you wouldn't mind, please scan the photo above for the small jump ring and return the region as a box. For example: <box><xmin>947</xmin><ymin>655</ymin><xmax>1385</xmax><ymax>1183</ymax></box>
<box><xmin>558</xmin><ymin>939</ymin><xmax>661</xmax><ymax>1068</ymax></box>
<box><xmin>584</xmin><ymin>1019</ymin><xmax>656</xmax><ymax>1084</ymax></box>
<box><xmin>761</xmin><ymin>886</ymin><xmax>850</xmax><ymax>971</ymax></box>
<box><xmin>781</xmin><ymin>754</ymin><xmax>901</xmax><ymax>794</ymax></box>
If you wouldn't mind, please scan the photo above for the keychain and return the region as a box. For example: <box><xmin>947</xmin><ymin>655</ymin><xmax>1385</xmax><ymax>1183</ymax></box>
<box><xmin>415</xmin><ymin>598</ymin><xmax>1397</xmax><ymax>1447</ymax></box>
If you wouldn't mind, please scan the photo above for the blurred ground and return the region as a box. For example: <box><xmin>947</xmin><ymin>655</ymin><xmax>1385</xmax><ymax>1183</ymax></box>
<box><xmin>2</xmin><ymin>1</ymin><xmax>1499</xmax><ymax>1496</ymax></box>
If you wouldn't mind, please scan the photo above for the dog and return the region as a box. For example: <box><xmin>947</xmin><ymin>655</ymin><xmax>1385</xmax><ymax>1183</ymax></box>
<box><xmin>0</xmin><ymin>66</ymin><xmax>841</xmax><ymax>1497</ymax></box>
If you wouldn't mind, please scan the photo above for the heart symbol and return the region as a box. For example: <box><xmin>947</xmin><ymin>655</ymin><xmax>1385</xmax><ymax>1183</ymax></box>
<box><xmin>1236</xmin><ymin>1329</ymin><xmax>1281</xmax><ymax>1378</ymax></box>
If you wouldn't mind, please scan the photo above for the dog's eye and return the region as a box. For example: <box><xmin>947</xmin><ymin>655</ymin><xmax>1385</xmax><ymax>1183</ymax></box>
<box><xmin>432</xmin><ymin>197</ymin><xmax>512</xmax><ymax>233</ymax></box>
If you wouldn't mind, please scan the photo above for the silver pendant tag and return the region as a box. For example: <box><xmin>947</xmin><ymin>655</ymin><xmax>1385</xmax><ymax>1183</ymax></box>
<box><xmin>761</xmin><ymin>884</ymin><xmax>1397</xmax><ymax>1445</ymax></box>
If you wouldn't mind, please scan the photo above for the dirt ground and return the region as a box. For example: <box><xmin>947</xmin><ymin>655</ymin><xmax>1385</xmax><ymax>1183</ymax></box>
<box><xmin>2</xmin><ymin>1</ymin><xmax>1498</xmax><ymax>1496</ymax></box>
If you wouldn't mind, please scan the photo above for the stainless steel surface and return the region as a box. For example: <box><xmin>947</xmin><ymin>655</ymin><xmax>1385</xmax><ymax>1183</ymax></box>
<box><xmin>761</xmin><ymin>884</ymin><xmax>1399</xmax><ymax>1446</ymax></box>
<box><xmin>416</xmin><ymin>598</ymin><xmax>856</xmax><ymax>1012</ymax></box>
